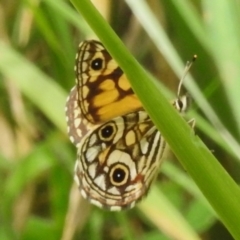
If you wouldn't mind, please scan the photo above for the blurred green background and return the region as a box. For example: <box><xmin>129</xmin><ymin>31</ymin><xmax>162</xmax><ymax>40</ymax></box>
<box><xmin>1</xmin><ymin>0</ymin><xmax>240</xmax><ymax>239</ymax></box>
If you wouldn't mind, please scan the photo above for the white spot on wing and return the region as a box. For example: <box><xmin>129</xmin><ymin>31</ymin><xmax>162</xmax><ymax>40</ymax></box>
<box><xmin>81</xmin><ymin>62</ymin><xmax>88</xmax><ymax>71</ymax></box>
<box><xmin>137</xmin><ymin>156</ymin><xmax>146</xmax><ymax>173</ymax></box>
<box><xmin>129</xmin><ymin>202</ymin><xmax>136</xmax><ymax>209</ymax></box>
<box><xmin>103</xmin><ymin>166</ymin><xmax>109</xmax><ymax>173</ymax></box>
<box><xmin>138</xmin><ymin>111</ymin><xmax>148</xmax><ymax>122</ymax></box>
<box><xmin>86</xmin><ymin>147</ymin><xmax>99</xmax><ymax>163</ymax></box>
<box><xmin>90</xmin><ymin>199</ymin><xmax>103</xmax><ymax>208</ymax></box>
<box><xmin>83</xmin><ymin>51</ymin><xmax>90</xmax><ymax>60</ymax></box>
<box><xmin>88</xmin><ymin>162</ymin><xmax>97</xmax><ymax>179</ymax></box>
<box><xmin>76</xmin><ymin>129</ymin><xmax>82</xmax><ymax>137</ymax></box>
<box><xmin>125</xmin><ymin>184</ymin><xmax>136</xmax><ymax>192</ymax></box>
<box><xmin>108</xmin><ymin>186</ymin><xmax>120</xmax><ymax>195</ymax></box>
<box><xmin>88</xmin><ymin>134</ymin><xmax>97</xmax><ymax>146</ymax></box>
<box><xmin>110</xmin><ymin>206</ymin><xmax>122</xmax><ymax>211</ymax></box>
<box><xmin>112</xmin><ymin>117</ymin><xmax>124</xmax><ymax>143</ymax></box>
<box><xmin>70</xmin><ymin>136</ymin><xmax>75</xmax><ymax>143</ymax></box>
<box><xmin>94</xmin><ymin>174</ymin><xmax>106</xmax><ymax>191</ymax></box>
<box><xmin>74</xmin><ymin>118</ymin><xmax>81</xmax><ymax>128</ymax></box>
<box><xmin>74</xmin><ymin>174</ymin><xmax>80</xmax><ymax>186</ymax></box>
<box><xmin>81</xmin><ymin>189</ymin><xmax>87</xmax><ymax>199</ymax></box>
<box><xmin>140</xmin><ymin>139</ymin><xmax>149</xmax><ymax>154</ymax></box>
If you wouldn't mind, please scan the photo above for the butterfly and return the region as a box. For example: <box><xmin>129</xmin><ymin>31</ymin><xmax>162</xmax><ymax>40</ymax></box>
<box><xmin>65</xmin><ymin>40</ymin><xmax>191</xmax><ymax>211</ymax></box>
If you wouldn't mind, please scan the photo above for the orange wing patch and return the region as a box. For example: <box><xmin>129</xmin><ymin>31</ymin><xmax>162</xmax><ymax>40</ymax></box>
<box><xmin>75</xmin><ymin>40</ymin><xmax>142</xmax><ymax>124</ymax></box>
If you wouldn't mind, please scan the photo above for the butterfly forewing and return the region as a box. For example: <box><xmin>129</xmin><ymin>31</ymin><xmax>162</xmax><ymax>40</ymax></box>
<box><xmin>75</xmin><ymin>40</ymin><xmax>142</xmax><ymax>124</ymax></box>
<box><xmin>74</xmin><ymin>110</ymin><xmax>166</xmax><ymax>211</ymax></box>
<box><xmin>65</xmin><ymin>86</ymin><xmax>100</xmax><ymax>147</ymax></box>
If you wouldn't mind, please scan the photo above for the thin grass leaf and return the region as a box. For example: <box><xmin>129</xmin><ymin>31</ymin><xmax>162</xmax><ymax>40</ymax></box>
<box><xmin>25</xmin><ymin>0</ymin><xmax>63</xmax><ymax>54</ymax></box>
<box><xmin>202</xmin><ymin>0</ymin><xmax>240</xmax><ymax>134</ymax></box>
<box><xmin>139</xmin><ymin>186</ymin><xmax>202</xmax><ymax>240</ymax></box>
<box><xmin>169</xmin><ymin>0</ymin><xmax>212</xmax><ymax>54</ymax></box>
<box><xmin>43</xmin><ymin>0</ymin><xmax>93</xmax><ymax>35</ymax></box>
<box><xmin>0</xmin><ymin>41</ymin><xmax>67</xmax><ymax>132</ymax></box>
<box><xmin>161</xmin><ymin>161</ymin><xmax>214</xmax><ymax>214</ymax></box>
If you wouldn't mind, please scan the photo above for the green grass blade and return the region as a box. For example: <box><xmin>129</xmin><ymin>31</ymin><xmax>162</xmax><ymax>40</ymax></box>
<box><xmin>169</xmin><ymin>0</ymin><xmax>212</xmax><ymax>54</ymax></box>
<box><xmin>0</xmin><ymin>41</ymin><xmax>67</xmax><ymax>132</ymax></box>
<box><xmin>203</xmin><ymin>0</ymin><xmax>240</xmax><ymax>133</ymax></box>
<box><xmin>139</xmin><ymin>186</ymin><xmax>202</xmax><ymax>240</ymax></box>
<box><xmin>43</xmin><ymin>0</ymin><xmax>93</xmax><ymax>35</ymax></box>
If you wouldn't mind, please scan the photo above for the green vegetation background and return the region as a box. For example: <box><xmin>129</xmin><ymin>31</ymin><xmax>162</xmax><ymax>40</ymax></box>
<box><xmin>1</xmin><ymin>0</ymin><xmax>240</xmax><ymax>240</ymax></box>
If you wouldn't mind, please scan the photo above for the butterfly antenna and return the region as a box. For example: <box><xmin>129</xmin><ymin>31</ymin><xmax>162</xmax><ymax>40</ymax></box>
<box><xmin>177</xmin><ymin>54</ymin><xmax>197</xmax><ymax>98</ymax></box>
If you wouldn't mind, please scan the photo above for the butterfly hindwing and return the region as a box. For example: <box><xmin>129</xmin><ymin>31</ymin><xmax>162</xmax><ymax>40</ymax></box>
<box><xmin>74</xmin><ymin>110</ymin><xmax>166</xmax><ymax>210</ymax></box>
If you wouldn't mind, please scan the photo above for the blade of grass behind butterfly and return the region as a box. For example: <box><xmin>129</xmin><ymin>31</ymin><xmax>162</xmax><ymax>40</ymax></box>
<box><xmin>161</xmin><ymin>161</ymin><xmax>214</xmax><ymax>214</ymax></box>
<box><xmin>24</xmin><ymin>0</ymin><xmax>74</xmax><ymax>87</ymax></box>
<box><xmin>71</xmin><ymin>0</ymin><xmax>240</xmax><ymax>238</ymax></box>
<box><xmin>43</xmin><ymin>0</ymin><xmax>93</xmax><ymax>36</ymax></box>
<box><xmin>168</xmin><ymin>0</ymin><xmax>212</xmax><ymax>53</ymax></box>
<box><xmin>202</xmin><ymin>0</ymin><xmax>240</xmax><ymax>136</ymax></box>
<box><xmin>24</xmin><ymin>0</ymin><xmax>62</xmax><ymax>55</ymax></box>
<box><xmin>0</xmin><ymin>41</ymin><xmax>67</xmax><ymax>132</ymax></box>
<box><xmin>138</xmin><ymin>186</ymin><xmax>201</xmax><ymax>240</ymax></box>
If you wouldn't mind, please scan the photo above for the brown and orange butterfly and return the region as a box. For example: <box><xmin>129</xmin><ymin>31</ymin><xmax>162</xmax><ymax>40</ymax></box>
<box><xmin>65</xmin><ymin>40</ymin><xmax>190</xmax><ymax>211</ymax></box>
